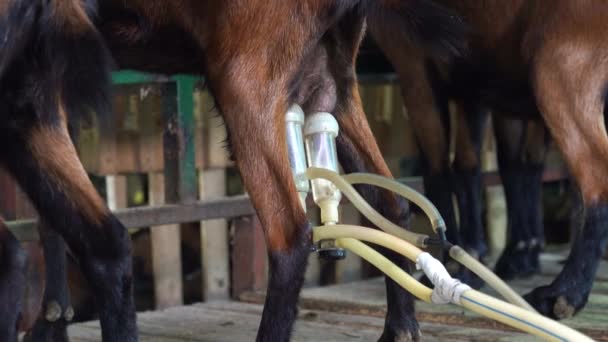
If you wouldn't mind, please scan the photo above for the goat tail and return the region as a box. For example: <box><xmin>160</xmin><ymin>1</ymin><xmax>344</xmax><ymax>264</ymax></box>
<box><xmin>363</xmin><ymin>0</ymin><xmax>468</xmax><ymax>59</ymax></box>
<box><xmin>0</xmin><ymin>0</ymin><xmax>113</xmax><ymax>121</ymax></box>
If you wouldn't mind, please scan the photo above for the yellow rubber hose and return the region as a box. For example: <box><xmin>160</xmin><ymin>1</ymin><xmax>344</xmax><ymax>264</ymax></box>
<box><xmin>449</xmin><ymin>245</ymin><xmax>536</xmax><ymax>312</ymax></box>
<box><xmin>306</xmin><ymin>168</ymin><xmax>429</xmax><ymax>247</ymax></box>
<box><xmin>335</xmin><ymin>237</ymin><xmax>433</xmax><ymax>303</ymax></box>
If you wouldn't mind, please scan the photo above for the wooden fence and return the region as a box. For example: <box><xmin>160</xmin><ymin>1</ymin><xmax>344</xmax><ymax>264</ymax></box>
<box><xmin>2</xmin><ymin>71</ymin><xmax>571</xmax><ymax>310</ymax></box>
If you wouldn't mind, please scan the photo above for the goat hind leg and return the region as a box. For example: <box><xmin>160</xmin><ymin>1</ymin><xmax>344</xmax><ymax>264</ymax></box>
<box><xmin>334</xmin><ymin>85</ymin><xmax>420</xmax><ymax>341</ymax></box>
<box><xmin>0</xmin><ymin>220</ymin><xmax>27</xmax><ymax>342</ymax></box>
<box><xmin>0</xmin><ymin>115</ymin><xmax>137</xmax><ymax>341</ymax></box>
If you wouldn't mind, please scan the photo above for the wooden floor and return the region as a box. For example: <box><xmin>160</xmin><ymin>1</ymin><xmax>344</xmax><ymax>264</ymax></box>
<box><xmin>69</xmin><ymin>251</ymin><xmax>608</xmax><ymax>341</ymax></box>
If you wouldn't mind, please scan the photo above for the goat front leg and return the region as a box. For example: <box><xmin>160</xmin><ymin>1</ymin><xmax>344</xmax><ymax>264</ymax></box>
<box><xmin>523</xmin><ymin>39</ymin><xmax>608</xmax><ymax>319</ymax></box>
<box><xmin>326</xmin><ymin>72</ymin><xmax>419</xmax><ymax>340</ymax></box>
<box><xmin>23</xmin><ymin>223</ymin><xmax>72</xmax><ymax>342</ymax></box>
<box><xmin>204</xmin><ymin>50</ymin><xmax>313</xmax><ymax>342</ymax></box>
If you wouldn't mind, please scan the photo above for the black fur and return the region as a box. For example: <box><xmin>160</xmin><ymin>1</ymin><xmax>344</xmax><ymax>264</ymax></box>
<box><xmin>525</xmin><ymin>204</ymin><xmax>608</xmax><ymax>319</ymax></box>
<box><xmin>0</xmin><ymin>0</ymin><xmax>137</xmax><ymax>340</ymax></box>
<box><xmin>24</xmin><ymin>225</ymin><xmax>71</xmax><ymax>342</ymax></box>
<box><xmin>0</xmin><ymin>126</ymin><xmax>137</xmax><ymax>341</ymax></box>
<box><xmin>364</xmin><ymin>0</ymin><xmax>467</xmax><ymax>60</ymax></box>
<box><xmin>453</xmin><ymin>168</ymin><xmax>486</xmax><ymax>256</ymax></box>
<box><xmin>493</xmin><ymin>120</ymin><xmax>546</xmax><ymax>280</ymax></box>
<box><xmin>336</xmin><ymin>132</ymin><xmax>419</xmax><ymax>341</ymax></box>
<box><xmin>256</xmin><ymin>223</ymin><xmax>312</xmax><ymax>342</ymax></box>
<box><xmin>0</xmin><ymin>226</ymin><xmax>27</xmax><ymax>342</ymax></box>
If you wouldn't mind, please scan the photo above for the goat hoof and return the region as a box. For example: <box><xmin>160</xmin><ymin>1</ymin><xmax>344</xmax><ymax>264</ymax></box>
<box><xmin>494</xmin><ymin>242</ymin><xmax>538</xmax><ymax>280</ymax></box>
<box><xmin>378</xmin><ymin>327</ymin><xmax>421</xmax><ymax>342</ymax></box>
<box><xmin>524</xmin><ymin>284</ymin><xmax>588</xmax><ymax>320</ymax></box>
<box><xmin>64</xmin><ymin>306</ymin><xmax>75</xmax><ymax>322</ymax></box>
<box><xmin>45</xmin><ymin>301</ymin><xmax>62</xmax><ymax>322</ymax></box>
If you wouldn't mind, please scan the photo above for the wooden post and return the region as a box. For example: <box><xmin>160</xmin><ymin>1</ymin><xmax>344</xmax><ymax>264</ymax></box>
<box><xmin>231</xmin><ymin>216</ymin><xmax>267</xmax><ymax>298</ymax></box>
<box><xmin>149</xmin><ymin>172</ymin><xmax>183</xmax><ymax>309</ymax></box>
<box><xmin>105</xmin><ymin>175</ymin><xmax>128</xmax><ymax>211</ymax></box>
<box><xmin>482</xmin><ymin>117</ymin><xmax>507</xmax><ymax>257</ymax></box>
<box><xmin>199</xmin><ymin>168</ymin><xmax>230</xmax><ymax>301</ymax></box>
<box><xmin>149</xmin><ymin>78</ymin><xmax>198</xmax><ymax>309</ymax></box>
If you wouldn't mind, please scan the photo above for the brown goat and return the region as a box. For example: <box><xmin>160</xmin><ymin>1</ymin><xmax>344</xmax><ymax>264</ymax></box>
<box><xmin>0</xmin><ymin>0</ymin><xmax>465</xmax><ymax>341</ymax></box>
<box><xmin>371</xmin><ymin>0</ymin><xmax>608</xmax><ymax>320</ymax></box>
<box><xmin>368</xmin><ymin>31</ymin><xmax>552</xmax><ymax>285</ymax></box>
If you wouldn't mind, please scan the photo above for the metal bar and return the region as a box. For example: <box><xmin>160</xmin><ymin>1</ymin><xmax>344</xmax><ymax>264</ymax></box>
<box><xmin>7</xmin><ymin>195</ymin><xmax>255</xmax><ymax>241</ymax></box>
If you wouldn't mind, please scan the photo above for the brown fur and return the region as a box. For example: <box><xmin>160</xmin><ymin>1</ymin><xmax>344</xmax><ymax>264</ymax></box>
<box><xmin>0</xmin><ymin>0</ymin><xmax>11</xmax><ymax>16</ymax></box>
<box><xmin>28</xmin><ymin>102</ymin><xmax>107</xmax><ymax>226</ymax></box>
<box><xmin>50</xmin><ymin>0</ymin><xmax>94</xmax><ymax>33</ymax></box>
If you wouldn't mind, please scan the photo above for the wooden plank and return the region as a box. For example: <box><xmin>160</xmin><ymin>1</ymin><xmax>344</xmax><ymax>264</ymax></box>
<box><xmin>138</xmin><ymin>83</ymin><xmax>164</xmax><ymax>173</ymax></box>
<box><xmin>149</xmin><ymin>173</ymin><xmax>183</xmax><ymax>309</ymax></box>
<box><xmin>231</xmin><ymin>216</ymin><xmax>267</xmax><ymax>298</ymax></box>
<box><xmin>0</xmin><ymin>167</ymin><xmax>17</xmax><ymax>219</ymax></box>
<box><xmin>200</xmin><ymin>168</ymin><xmax>230</xmax><ymax>301</ymax></box>
<box><xmin>105</xmin><ymin>175</ymin><xmax>128</xmax><ymax>211</ymax></box>
<box><xmin>240</xmin><ymin>254</ymin><xmax>608</xmax><ymax>341</ymax></box>
<box><xmin>8</xmin><ymin>195</ymin><xmax>255</xmax><ymax>241</ymax></box>
<box><xmin>69</xmin><ymin>301</ymin><xmax>544</xmax><ymax>342</ymax></box>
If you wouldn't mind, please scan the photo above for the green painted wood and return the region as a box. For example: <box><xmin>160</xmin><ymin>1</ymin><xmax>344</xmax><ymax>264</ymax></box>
<box><xmin>176</xmin><ymin>76</ymin><xmax>198</xmax><ymax>202</ymax></box>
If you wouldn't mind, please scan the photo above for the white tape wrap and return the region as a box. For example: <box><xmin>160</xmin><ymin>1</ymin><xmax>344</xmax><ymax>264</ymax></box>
<box><xmin>416</xmin><ymin>252</ymin><xmax>471</xmax><ymax>304</ymax></box>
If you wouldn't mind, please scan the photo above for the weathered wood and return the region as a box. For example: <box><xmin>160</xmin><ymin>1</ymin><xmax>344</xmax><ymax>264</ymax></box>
<box><xmin>241</xmin><ymin>251</ymin><xmax>608</xmax><ymax>341</ymax></box>
<box><xmin>0</xmin><ymin>167</ymin><xmax>17</xmax><ymax>219</ymax></box>
<box><xmin>69</xmin><ymin>301</ymin><xmax>547</xmax><ymax>342</ymax></box>
<box><xmin>200</xmin><ymin>168</ymin><xmax>230</xmax><ymax>301</ymax></box>
<box><xmin>149</xmin><ymin>173</ymin><xmax>184</xmax><ymax>309</ymax></box>
<box><xmin>231</xmin><ymin>216</ymin><xmax>267</xmax><ymax>298</ymax></box>
<box><xmin>105</xmin><ymin>175</ymin><xmax>128</xmax><ymax>211</ymax></box>
<box><xmin>7</xmin><ymin>195</ymin><xmax>255</xmax><ymax>241</ymax></box>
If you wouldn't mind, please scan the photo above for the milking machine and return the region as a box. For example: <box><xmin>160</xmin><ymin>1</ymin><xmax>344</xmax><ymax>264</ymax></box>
<box><xmin>285</xmin><ymin>104</ymin><xmax>594</xmax><ymax>342</ymax></box>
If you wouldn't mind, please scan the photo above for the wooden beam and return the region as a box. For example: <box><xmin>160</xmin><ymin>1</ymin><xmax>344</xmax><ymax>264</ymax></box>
<box><xmin>149</xmin><ymin>172</ymin><xmax>183</xmax><ymax>309</ymax></box>
<box><xmin>199</xmin><ymin>169</ymin><xmax>230</xmax><ymax>301</ymax></box>
<box><xmin>231</xmin><ymin>216</ymin><xmax>267</xmax><ymax>298</ymax></box>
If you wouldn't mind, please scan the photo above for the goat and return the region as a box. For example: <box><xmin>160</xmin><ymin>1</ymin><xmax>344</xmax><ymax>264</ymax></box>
<box><xmin>371</xmin><ymin>0</ymin><xmax>608</xmax><ymax>320</ymax></box>
<box><xmin>0</xmin><ymin>0</ymin><xmax>465</xmax><ymax>340</ymax></box>
<box><xmin>369</xmin><ymin>23</ymin><xmax>552</xmax><ymax>283</ymax></box>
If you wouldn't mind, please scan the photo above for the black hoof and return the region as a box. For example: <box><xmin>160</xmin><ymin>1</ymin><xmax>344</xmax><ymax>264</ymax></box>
<box><xmin>524</xmin><ymin>284</ymin><xmax>589</xmax><ymax>320</ymax></box>
<box><xmin>378</xmin><ymin>322</ymin><xmax>420</xmax><ymax>342</ymax></box>
<box><xmin>494</xmin><ymin>242</ymin><xmax>539</xmax><ymax>280</ymax></box>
